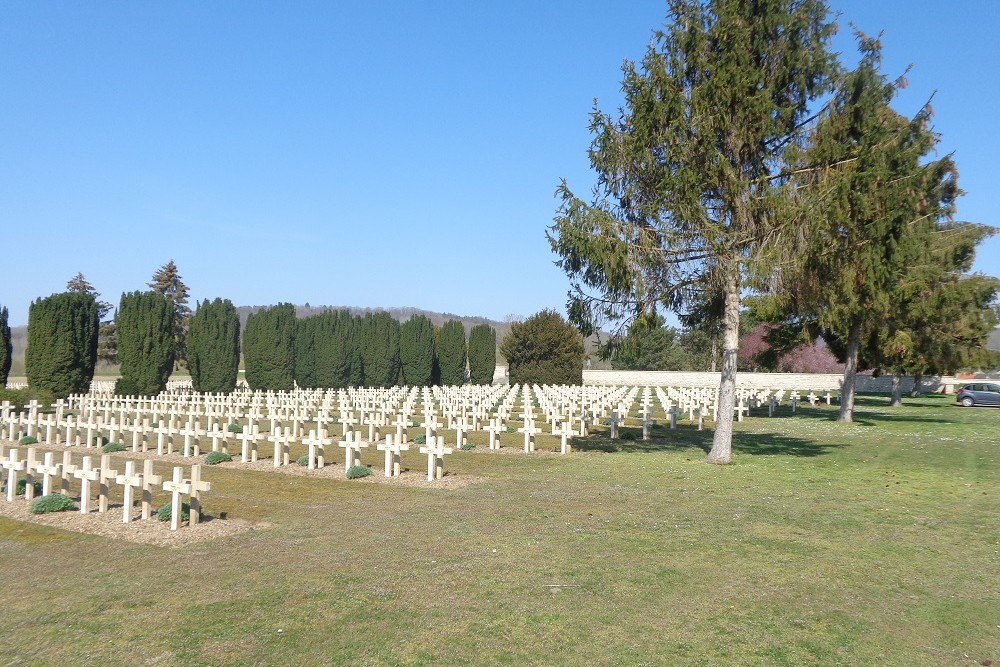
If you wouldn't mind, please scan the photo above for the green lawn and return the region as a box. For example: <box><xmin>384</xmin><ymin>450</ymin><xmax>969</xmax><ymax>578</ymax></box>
<box><xmin>1</xmin><ymin>394</ymin><xmax>996</xmax><ymax>666</ymax></box>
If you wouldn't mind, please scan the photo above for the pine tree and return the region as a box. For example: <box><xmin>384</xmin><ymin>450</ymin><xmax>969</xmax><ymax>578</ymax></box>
<box><xmin>548</xmin><ymin>0</ymin><xmax>837</xmax><ymax>462</ymax></box>
<box><xmin>243</xmin><ymin>304</ymin><xmax>296</xmax><ymax>391</ymax></box>
<box><xmin>148</xmin><ymin>260</ymin><xmax>192</xmax><ymax>368</ymax></box>
<box><xmin>436</xmin><ymin>319</ymin><xmax>467</xmax><ymax>386</ymax></box>
<box><xmin>115</xmin><ymin>291</ymin><xmax>175</xmax><ymax>396</ymax></box>
<box><xmin>188</xmin><ymin>298</ymin><xmax>240</xmax><ymax>393</ymax></box>
<box><xmin>467</xmin><ymin>324</ymin><xmax>497</xmax><ymax>385</ymax></box>
<box><xmin>499</xmin><ymin>310</ymin><xmax>584</xmax><ymax>386</ymax></box>
<box><xmin>26</xmin><ymin>292</ymin><xmax>99</xmax><ymax>398</ymax></box>
<box><xmin>399</xmin><ymin>315</ymin><xmax>435</xmax><ymax>386</ymax></box>
<box><xmin>0</xmin><ymin>306</ymin><xmax>11</xmax><ymax>387</ymax></box>
<box><xmin>359</xmin><ymin>311</ymin><xmax>401</xmax><ymax>387</ymax></box>
<box><xmin>294</xmin><ymin>315</ymin><xmax>318</xmax><ymax>388</ymax></box>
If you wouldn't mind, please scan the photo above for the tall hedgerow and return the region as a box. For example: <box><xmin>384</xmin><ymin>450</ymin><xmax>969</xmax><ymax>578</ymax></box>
<box><xmin>26</xmin><ymin>292</ymin><xmax>99</xmax><ymax>398</ymax></box>
<box><xmin>436</xmin><ymin>319</ymin><xmax>466</xmax><ymax>386</ymax></box>
<box><xmin>468</xmin><ymin>324</ymin><xmax>497</xmax><ymax>385</ymax></box>
<box><xmin>115</xmin><ymin>291</ymin><xmax>175</xmax><ymax>396</ymax></box>
<box><xmin>359</xmin><ymin>311</ymin><xmax>400</xmax><ymax>387</ymax></box>
<box><xmin>188</xmin><ymin>298</ymin><xmax>240</xmax><ymax>393</ymax></box>
<box><xmin>0</xmin><ymin>306</ymin><xmax>11</xmax><ymax>387</ymax></box>
<box><xmin>399</xmin><ymin>315</ymin><xmax>435</xmax><ymax>386</ymax></box>
<box><xmin>243</xmin><ymin>303</ymin><xmax>296</xmax><ymax>391</ymax></box>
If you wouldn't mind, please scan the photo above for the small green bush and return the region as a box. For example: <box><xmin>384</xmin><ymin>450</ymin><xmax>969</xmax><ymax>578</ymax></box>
<box><xmin>205</xmin><ymin>451</ymin><xmax>232</xmax><ymax>465</ymax></box>
<box><xmin>505</xmin><ymin>426</ymin><xmax>515</xmax><ymax>434</ymax></box>
<box><xmin>459</xmin><ymin>443</ymin><xmax>476</xmax><ymax>451</ymax></box>
<box><xmin>227</xmin><ymin>423</ymin><xmax>243</xmax><ymax>433</ymax></box>
<box><xmin>156</xmin><ymin>501</ymin><xmax>191</xmax><ymax>523</ymax></box>
<box><xmin>346</xmin><ymin>465</ymin><xmax>372</xmax><ymax>479</ymax></box>
<box><xmin>414</xmin><ymin>434</ymin><xmax>427</xmax><ymax>444</ymax></box>
<box><xmin>296</xmin><ymin>455</ymin><xmax>313</xmax><ymax>466</ymax></box>
<box><xmin>15</xmin><ymin>477</ymin><xmax>43</xmax><ymax>496</ymax></box>
<box><xmin>30</xmin><ymin>493</ymin><xmax>76</xmax><ymax>514</ymax></box>
<box><xmin>102</xmin><ymin>442</ymin><xmax>126</xmax><ymax>453</ymax></box>
<box><xmin>620</xmin><ymin>430</ymin><xmax>637</xmax><ymax>441</ymax></box>
<box><xmin>18</xmin><ymin>435</ymin><xmax>38</xmax><ymax>445</ymax></box>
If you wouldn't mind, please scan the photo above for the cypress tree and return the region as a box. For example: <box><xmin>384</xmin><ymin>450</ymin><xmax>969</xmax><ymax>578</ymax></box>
<box><xmin>359</xmin><ymin>311</ymin><xmax>401</xmax><ymax>387</ymax></box>
<box><xmin>294</xmin><ymin>315</ymin><xmax>318</xmax><ymax>388</ymax></box>
<box><xmin>312</xmin><ymin>310</ymin><xmax>356</xmax><ymax>388</ymax></box>
<box><xmin>188</xmin><ymin>298</ymin><xmax>240</xmax><ymax>394</ymax></box>
<box><xmin>26</xmin><ymin>292</ymin><xmax>99</xmax><ymax>399</ymax></box>
<box><xmin>467</xmin><ymin>324</ymin><xmax>497</xmax><ymax>385</ymax></box>
<box><xmin>0</xmin><ymin>306</ymin><xmax>11</xmax><ymax>387</ymax></box>
<box><xmin>399</xmin><ymin>315</ymin><xmax>435</xmax><ymax>386</ymax></box>
<box><xmin>436</xmin><ymin>319</ymin><xmax>467</xmax><ymax>386</ymax></box>
<box><xmin>148</xmin><ymin>260</ymin><xmax>192</xmax><ymax>368</ymax></box>
<box><xmin>243</xmin><ymin>303</ymin><xmax>296</xmax><ymax>391</ymax></box>
<box><xmin>115</xmin><ymin>291</ymin><xmax>175</xmax><ymax>396</ymax></box>
<box><xmin>499</xmin><ymin>310</ymin><xmax>584</xmax><ymax>386</ymax></box>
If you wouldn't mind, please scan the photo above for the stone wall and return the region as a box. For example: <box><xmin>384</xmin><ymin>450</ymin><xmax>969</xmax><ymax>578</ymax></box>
<box><xmin>579</xmin><ymin>370</ymin><xmax>958</xmax><ymax>394</ymax></box>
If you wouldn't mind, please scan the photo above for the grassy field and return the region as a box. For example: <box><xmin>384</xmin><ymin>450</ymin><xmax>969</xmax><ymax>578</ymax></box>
<box><xmin>1</xmin><ymin>394</ymin><xmax>996</xmax><ymax>666</ymax></box>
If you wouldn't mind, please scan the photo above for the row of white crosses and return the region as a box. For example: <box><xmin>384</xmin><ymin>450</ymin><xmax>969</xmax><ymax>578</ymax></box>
<box><xmin>0</xmin><ymin>447</ymin><xmax>210</xmax><ymax>530</ymax></box>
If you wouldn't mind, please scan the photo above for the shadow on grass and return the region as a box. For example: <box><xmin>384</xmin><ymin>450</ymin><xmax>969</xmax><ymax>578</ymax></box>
<box><xmin>778</xmin><ymin>398</ymin><xmax>957</xmax><ymax>427</ymax></box>
<box><xmin>571</xmin><ymin>426</ymin><xmax>841</xmax><ymax>458</ymax></box>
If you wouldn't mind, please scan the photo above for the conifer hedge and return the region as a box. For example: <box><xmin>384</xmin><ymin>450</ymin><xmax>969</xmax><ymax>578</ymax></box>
<box><xmin>188</xmin><ymin>298</ymin><xmax>240</xmax><ymax>393</ymax></box>
<box><xmin>359</xmin><ymin>311</ymin><xmax>400</xmax><ymax>387</ymax></box>
<box><xmin>243</xmin><ymin>303</ymin><xmax>296</xmax><ymax>391</ymax></box>
<box><xmin>0</xmin><ymin>306</ymin><xmax>11</xmax><ymax>387</ymax></box>
<box><xmin>115</xmin><ymin>291</ymin><xmax>175</xmax><ymax>396</ymax></box>
<box><xmin>468</xmin><ymin>324</ymin><xmax>497</xmax><ymax>385</ymax></box>
<box><xmin>400</xmin><ymin>314</ymin><xmax>435</xmax><ymax>386</ymax></box>
<box><xmin>26</xmin><ymin>292</ymin><xmax>99</xmax><ymax>398</ymax></box>
<box><xmin>437</xmin><ymin>319</ymin><xmax>467</xmax><ymax>386</ymax></box>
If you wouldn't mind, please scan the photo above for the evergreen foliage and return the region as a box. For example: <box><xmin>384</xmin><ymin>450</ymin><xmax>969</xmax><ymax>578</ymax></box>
<box><xmin>188</xmin><ymin>298</ymin><xmax>240</xmax><ymax>393</ymax></box>
<box><xmin>243</xmin><ymin>303</ymin><xmax>296</xmax><ymax>391</ymax></box>
<box><xmin>26</xmin><ymin>292</ymin><xmax>99</xmax><ymax>399</ymax></box>
<box><xmin>115</xmin><ymin>291</ymin><xmax>175</xmax><ymax>396</ymax></box>
<box><xmin>467</xmin><ymin>324</ymin><xmax>497</xmax><ymax>385</ymax></box>
<box><xmin>359</xmin><ymin>311</ymin><xmax>400</xmax><ymax>387</ymax></box>
<box><xmin>65</xmin><ymin>272</ymin><xmax>116</xmax><ymax>366</ymax></box>
<box><xmin>148</xmin><ymin>260</ymin><xmax>192</xmax><ymax>368</ymax></box>
<box><xmin>30</xmin><ymin>493</ymin><xmax>76</xmax><ymax>514</ymax></box>
<box><xmin>399</xmin><ymin>315</ymin><xmax>435</xmax><ymax>386</ymax></box>
<box><xmin>436</xmin><ymin>319</ymin><xmax>467</xmax><ymax>386</ymax></box>
<box><xmin>0</xmin><ymin>305</ymin><xmax>11</xmax><ymax>387</ymax></box>
<box><xmin>547</xmin><ymin>0</ymin><xmax>837</xmax><ymax>462</ymax></box>
<box><xmin>499</xmin><ymin>310</ymin><xmax>584</xmax><ymax>386</ymax></box>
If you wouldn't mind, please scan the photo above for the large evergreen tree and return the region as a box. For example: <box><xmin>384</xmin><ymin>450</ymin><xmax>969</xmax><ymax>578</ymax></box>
<box><xmin>399</xmin><ymin>314</ymin><xmax>435</xmax><ymax>386</ymax></box>
<box><xmin>548</xmin><ymin>0</ymin><xmax>837</xmax><ymax>462</ymax></box>
<box><xmin>65</xmin><ymin>272</ymin><xmax>117</xmax><ymax>365</ymax></box>
<box><xmin>26</xmin><ymin>292</ymin><xmax>99</xmax><ymax>398</ymax></box>
<box><xmin>359</xmin><ymin>311</ymin><xmax>401</xmax><ymax>387</ymax></box>
<box><xmin>500</xmin><ymin>310</ymin><xmax>584</xmax><ymax>386</ymax></box>
<box><xmin>437</xmin><ymin>319</ymin><xmax>467</xmax><ymax>386</ymax></box>
<box><xmin>188</xmin><ymin>298</ymin><xmax>240</xmax><ymax>393</ymax></box>
<box><xmin>115</xmin><ymin>291</ymin><xmax>175</xmax><ymax>396</ymax></box>
<box><xmin>294</xmin><ymin>314</ymin><xmax>319</xmax><ymax>389</ymax></box>
<box><xmin>148</xmin><ymin>260</ymin><xmax>192</xmax><ymax>368</ymax></box>
<box><xmin>0</xmin><ymin>306</ymin><xmax>11</xmax><ymax>387</ymax></box>
<box><xmin>467</xmin><ymin>324</ymin><xmax>497</xmax><ymax>385</ymax></box>
<box><xmin>243</xmin><ymin>303</ymin><xmax>296</xmax><ymax>391</ymax></box>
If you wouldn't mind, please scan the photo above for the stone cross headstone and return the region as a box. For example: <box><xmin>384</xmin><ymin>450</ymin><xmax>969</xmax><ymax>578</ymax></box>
<box><xmin>162</xmin><ymin>466</ymin><xmax>192</xmax><ymax>531</ymax></box>
<box><xmin>419</xmin><ymin>436</ymin><xmax>453</xmax><ymax>481</ymax></box>
<box><xmin>2</xmin><ymin>448</ymin><xmax>26</xmax><ymax>502</ymax></box>
<box><xmin>73</xmin><ymin>456</ymin><xmax>101</xmax><ymax>514</ymax></box>
<box><xmin>116</xmin><ymin>460</ymin><xmax>143</xmax><ymax>524</ymax></box>
<box><xmin>188</xmin><ymin>464</ymin><xmax>211</xmax><ymax>525</ymax></box>
<box><xmin>140</xmin><ymin>459</ymin><xmax>163</xmax><ymax>520</ymax></box>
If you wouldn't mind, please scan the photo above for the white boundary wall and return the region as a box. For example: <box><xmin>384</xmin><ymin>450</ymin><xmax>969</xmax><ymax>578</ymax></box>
<box><xmin>580</xmin><ymin>370</ymin><xmax>958</xmax><ymax>393</ymax></box>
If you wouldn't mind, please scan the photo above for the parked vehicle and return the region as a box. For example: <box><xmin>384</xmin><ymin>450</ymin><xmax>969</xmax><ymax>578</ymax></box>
<box><xmin>956</xmin><ymin>383</ymin><xmax>1000</xmax><ymax>407</ymax></box>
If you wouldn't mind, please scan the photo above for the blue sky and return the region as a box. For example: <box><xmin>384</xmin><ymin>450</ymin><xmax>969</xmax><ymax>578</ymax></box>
<box><xmin>2</xmin><ymin>1</ymin><xmax>997</xmax><ymax>326</ymax></box>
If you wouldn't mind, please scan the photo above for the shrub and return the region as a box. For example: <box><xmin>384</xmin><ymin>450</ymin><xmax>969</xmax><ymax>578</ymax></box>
<box><xmin>156</xmin><ymin>501</ymin><xmax>191</xmax><ymax>523</ymax></box>
<box><xmin>499</xmin><ymin>309</ymin><xmax>585</xmax><ymax>386</ymax></box>
<box><xmin>414</xmin><ymin>434</ymin><xmax>427</xmax><ymax>444</ymax></box>
<box><xmin>505</xmin><ymin>426</ymin><xmax>515</xmax><ymax>434</ymax></box>
<box><xmin>30</xmin><ymin>493</ymin><xmax>76</xmax><ymax>514</ymax></box>
<box><xmin>296</xmin><ymin>455</ymin><xmax>312</xmax><ymax>466</ymax></box>
<box><xmin>93</xmin><ymin>435</ymin><xmax>109</xmax><ymax>447</ymax></box>
<box><xmin>102</xmin><ymin>442</ymin><xmax>126</xmax><ymax>453</ymax></box>
<box><xmin>16</xmin><ymin>478</ymin><xmax>43</xmax><ymax>496</ymax></box>
<box><xmin>18</xmin><ymin>435</ymin><xmax>38</xmax><ymax>445</ymax></box>
<box><xmin>345</xmin><ymin>465</ymin><xmax>372</xmax><ymax>479</ymax></box>
<box><xmin>620</xmin><ymin>430</ymin><xmax>637</xmax><ymax>441</ymax></box>
<box><xmin>205</xmin><ymin>451</ymin><xmax>232</xmax><ymax>465</ymax></box>
<box><xmin>0</xmin><ymin>387</ymin><xmax>56</xmax><ymax>412</ymax></box>
<box><xmin>459</xmin><ymin>443</ymin><xmax>476</xmax><ymax>451</ymax></box>
<box><xmin>227</xmin><ymin>423</ymin><xmax>243</xmax><ymax>433</ymax></box>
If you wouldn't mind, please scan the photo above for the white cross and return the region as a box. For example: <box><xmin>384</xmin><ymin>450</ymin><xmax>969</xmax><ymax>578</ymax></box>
<box><xmin>98</xmin><ymin>454</ymin><xmax>119</xmax><ymax>513</ymax></box>
<box><xmin>377</xmin><ymin>434</ymin><xmax>410</xmax><ymax>477</ymax></box>
<box><xmin>419</xmin><ymin>436</ymin><xmax>453</xmax><ymax>481</ymax></box>
<box><xmin>140</xmin><ymin>459</ymin><xmax>163</xmax><ymax>520</ymax></box>
<box><xmin>37</xmin><ymin>452</ymin><xmax>62</xmax><ymax>497</ymax></box>
<box><xmin>116</xmin><ymin>461</ymin><xmax>143</xmax><ymax>524</ymax></box>
<box><xmin>518</xmin><ymin>420</ymin><xmax>540</xmax><ymax>453</ymax></box>
<box><xmin>73</xmin><ymin>456</ymin><xmax>101</xmax><ymax>514</ymax></box>
<box><xmin>484</xmin><ymin>418</ymin><xmax>504</xmax><ymax>451</ymax></box>
<box><xmin>162</xmin><ymin>466</ymin><xmax>192</xmax><ymax>531</ymax></box>
<box><xmin>188</xmin><ymin>464</ymin><xmax>212</xmax><ymax>525</ymax></box>
<box><xmin>2</xmin><ymin>448</ymin><xmax>26</xmax><ymax>502</ymax></box>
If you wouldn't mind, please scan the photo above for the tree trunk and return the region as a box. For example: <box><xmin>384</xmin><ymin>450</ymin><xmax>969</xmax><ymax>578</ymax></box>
<box><xmin>837</xmin><ymin>320</ymin><xmax>861</xmax><ymax>422</ymax></box>
<box><xmin>889</xmin><ymin>371</ymin><xmax>903</xmax><ymax>407</ymax></box>
<box><xmin>706</xmin><ymin>267</ymin><xmax>740</xmax><ymax>464</ymax></box>
<box><xmin>910</xmin><ymin>374</ymin><xmax>922</xmax><ymax>397</ymax></box>
<box><xmin>710</xmin><ymin>338</ymin><xmax>717</xmax><ymax>373</ymax></box>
